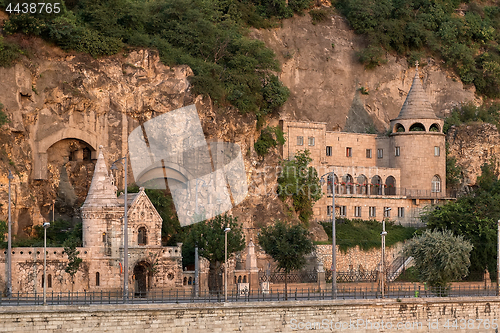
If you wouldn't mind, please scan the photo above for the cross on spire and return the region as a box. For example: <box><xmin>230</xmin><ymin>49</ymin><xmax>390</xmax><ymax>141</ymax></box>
<box><xmin>415</xmin><ymin>60</ymin><xmax>419</xmax><ymax>72</ymax></box>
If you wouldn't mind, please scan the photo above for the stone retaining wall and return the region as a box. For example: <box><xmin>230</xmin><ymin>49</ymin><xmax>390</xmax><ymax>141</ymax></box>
<box><xmin>0</xmin><ymin>297</ymin><xmax>499</xmax><ymax>332</ymax></box>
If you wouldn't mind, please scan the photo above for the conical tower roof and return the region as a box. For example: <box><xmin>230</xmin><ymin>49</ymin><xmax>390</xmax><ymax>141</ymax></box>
<box><xmin>82</xmin><ymin>146</ymin><xmax>119</xmax><ymax>208</ymax></box>
<box><xmin>395</xmin><ymin>64</ymin><xmax>438</xmax><ymax>120</ymax></box>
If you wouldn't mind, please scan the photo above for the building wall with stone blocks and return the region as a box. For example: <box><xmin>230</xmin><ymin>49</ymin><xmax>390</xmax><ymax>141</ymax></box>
<box><xmin>316</xmin><ymin>243</ymin><xmax>404</xmax><ymax>273</ymax></box>
<box><xmin>0</xmin><ymin>299</ymin><xmax>499</xmax><ymax>333</ymax></box>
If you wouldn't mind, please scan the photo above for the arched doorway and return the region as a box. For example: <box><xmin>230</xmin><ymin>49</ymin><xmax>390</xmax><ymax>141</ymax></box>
<box><xmin>134</xmin><ymin>261</ymin><xmax>152</xmax><ymax>297</ymax></box>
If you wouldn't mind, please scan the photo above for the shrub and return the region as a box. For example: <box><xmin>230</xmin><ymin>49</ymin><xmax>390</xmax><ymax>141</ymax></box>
<box><xmin>309</xmin><ymin>8</ymin><xmax>330</xmax><ymax>25</ymax></box>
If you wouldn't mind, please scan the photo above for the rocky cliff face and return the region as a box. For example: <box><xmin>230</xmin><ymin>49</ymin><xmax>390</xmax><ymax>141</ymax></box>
<box><xmin>447</xmin><ymin>123</ymin><xmax>500</xmax><ymax>187</ymax></box>
<box><xmin>0</xmin><ymin>44</ymin><xmax>285</xmax><ymax>239</ymax></box>
<box><xmin>253</xmin><ymin>13</ymin><xmax>478</xmax><ymax>132</ymax></box>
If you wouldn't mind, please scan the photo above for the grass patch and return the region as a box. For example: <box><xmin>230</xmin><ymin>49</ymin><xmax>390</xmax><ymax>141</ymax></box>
<box><xmin>319</xmin><ymin>218</ymin><xmax>418</xmax><ymax>252</ymax></box>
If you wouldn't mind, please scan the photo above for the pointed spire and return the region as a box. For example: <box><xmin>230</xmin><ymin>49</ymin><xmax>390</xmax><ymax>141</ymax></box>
<box><xmin>395</xmin><ymin>64</ymin><xmax>438</xmax><ymax>120</ymax></box>
<box><xmin>82</xmin><ymin>146</ymin><xmax>119</xmax><ymax>208</ymax></box>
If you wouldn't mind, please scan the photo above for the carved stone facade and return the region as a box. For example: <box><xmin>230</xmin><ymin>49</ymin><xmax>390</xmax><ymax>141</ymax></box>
<box><xmin>281</xmin><ymin>67</ymin><xmax>449</xmax><ymax>226</ymax></box>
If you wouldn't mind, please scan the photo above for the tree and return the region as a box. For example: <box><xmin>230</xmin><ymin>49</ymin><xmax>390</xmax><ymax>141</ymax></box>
<box><xmin>422</xmin><ymin>160</ymin><xmax>500</xmax><ymax>280</ymax></box>
<box><xmin>404</xmin><ymin>229</ymin><xmax>472</xmax><ymax>294</ymax></box>
<box><xmin>182</xmin><ymin>213</ymin><xmax>245</xmax><ymax>292</ymax></box>
<box><xmin>63</xmin><ymin>237</ymin><xmax>82</xmax><ymax>292</ymax></box>
<box><xmin>257</xmin><ymin>221</ymin><xmax>315</xmax><ymax>299</ymax></box>
<box><xmin>277</xmin><ymin>150</ymin><xmax>322</xmax><ymax>224</ymax></box>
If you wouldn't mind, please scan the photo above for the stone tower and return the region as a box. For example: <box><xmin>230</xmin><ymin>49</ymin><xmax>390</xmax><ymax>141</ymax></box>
<box><xmin>81</xmin><ymin>146</ymin><xmax>123</xmax><ymax>254</ymax></box>
<box><xmin>389</xmin><ymin>64</ymin><xmax>446</xmax><ymax>196</ymax></box>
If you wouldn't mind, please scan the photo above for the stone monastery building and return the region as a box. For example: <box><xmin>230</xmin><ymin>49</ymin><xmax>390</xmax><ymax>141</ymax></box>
<box><xmin>281</xmin><ymin>67</ymin><xmax>450</xmax><ymax>226</ymax></box>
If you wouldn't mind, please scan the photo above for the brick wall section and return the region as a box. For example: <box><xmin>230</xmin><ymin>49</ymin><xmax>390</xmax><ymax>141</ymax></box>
<box><xmin>316</xmin><ymin>244</ymin><xmax>404</xmax><ymax>272</ymax></box>
<box><xmin>0</xmin><ymin>298</ymin><xmax>498</xmax><ymax>332</ymax></box>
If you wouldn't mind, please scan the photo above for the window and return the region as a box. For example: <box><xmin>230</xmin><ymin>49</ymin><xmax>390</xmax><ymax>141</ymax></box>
<box><xmin>366</xmin><ymin>149</ymin><xmax>372</xmax><ymax>158</ymax></box>
<box><xmin>48</xmin><ymin>274</ymin><xmax>52</xmax><ymax>288</ymax></box>
<box><xmin>354</xmin><ymin>206</ymin><xmax>361</xmax><ymax>217</ymax></box>
<box><xmin>369</xmin><ymin>206</ymin><xmax>376</xmax><ymax>217</ymax></box>
<box><xmin>96</xmin><ymin>272</ymin><xmax>100</xmax><ymax>287</ymax></box>
<box><xmin>384</xmin><ymin>207</ymin><xmax>391</xmax><ymax>217</ymax></box>
<box><xmin>346</xmin><ymin>147</ymin><xmax>352</xmax><ymax>157</ymax></box>
<box><xmin>432</xmin><ymin>175</ymin><xmax>441</xmax><ymax>193</ymax></box>
<box><xmin>326</xmin><ymin>146</ymin><xmax>332</xmax><ymax>156</ymax></box>
<box><xmin>327</xmin><ymin>205</ymin><xmax>333</xmax><ymax>216</ymax></box>
<box><xmin>308</xmin><ymin>137</ymin><xmax>315</xmax><ymax>146</ymax></box>
<box><xmin>377</xmin><ymin>149</ymin><xmax>383</xmax><ymax>158</ymax></box>
<box><xmin>395</xmin><ymin>147</ymin><xmax>400</xmax><ymax>157</ymax></box>
<box><xmin>398</xmin><ymin>207</ymin><xmax>405</xmax><ymax>218</ymax></box>
<box><xmin>434</xmin><ymin>146</ymin><xmax>440</xmax><ymax>156</ymax></box>
<box><xmin>138</xmin><ymin>227</ymin><xmax>147</xmax><ymax>245</ymax></box>
<box><xmin>339</xmin><ymin>206</ymin><xmax>346</xmax><ymax>217</ymax></box>
<box><xmin>102</xmin><ymin>232</ymin><xmax>106</xmax><ymax>243</ymax></box>
<box><xmin>297</xmin><ymin>136</ymin><xmax>304</xmax><ymax>146</ymax></box>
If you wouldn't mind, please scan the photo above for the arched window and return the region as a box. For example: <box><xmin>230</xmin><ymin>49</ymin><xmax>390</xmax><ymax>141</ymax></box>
<box><xmin>326</xmin><ymin>174</ymin><xmax>334</xmax><ymax>195</ymax></box>
<box><xmin>394</xmin><ymin>123</ymin><xmax>405</xmax><ymax>133</ymax></box>
<box><xmin>183</xmin><ymin>277</ymin><xmax>187</xmax><ymax>286</ymax></box>
<box><xmin>371</xmin><ymin>175</ymin><xmax>382</xmax><ymax>195</ymax></box>
<box><xmin>96</xmin><ymin>272</ymin><xmax>100</xmax><ymax>287</ymax></box>
<box><xmin>429</xmin><ymin>123</ymin><xmax>440</xmax><ymax>132</ymax></box>
<box><xmin>357</xmin><ymin>174</ymin><xmax>368</xmax><ymax>195</ymax></box>
<box><xmin>47</xmin><ymin>274</ymin><xmax>52</xmax><ymax>288</ymax></box>
<box><xmin>238</xmin><ymin>276</ymin><xmax>242</xmax><ymax>283</ymax></box>
<box><xmin>138</xmin><ymin>227</ymin><xmax>147</xmax><ymax>246</ymax></box>
<box><xmin>409</xmin><ymin>123</ymin><xmax>426</xmax><ymax>132</ymax></box>
<box><xmin>243</xmin><ymin>276</ymin><xmax>247</xmax><ymax>283</ymax></box>
<box><xmin>432</xmin><ymin>175</ymin><xmax>441</xmax><ymax>193</ymax></box>
<box><xmin>343</xmin><ymin>174</ymin><xmax>353</xmax><ymax>194</ymax></box>
<box><xmin>385</xmin><ymin>176</ymin><xmax>396</xmax><ymax>195</ymax></box>
<box><xmin>188</xmin><ymin>277</ymin><xmax>192</xmax><ymax>285</ymax></box>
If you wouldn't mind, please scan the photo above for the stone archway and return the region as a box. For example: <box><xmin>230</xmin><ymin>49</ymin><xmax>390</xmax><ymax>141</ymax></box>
<box><xmin>34</xmin><ymin>128</ymin><xmax>98</xmax><ymax>179</ymax></box>
<box><xmin>134</xmin><ymin>261</ymin><xmax>152</xmax><ymax>297</ymax></box>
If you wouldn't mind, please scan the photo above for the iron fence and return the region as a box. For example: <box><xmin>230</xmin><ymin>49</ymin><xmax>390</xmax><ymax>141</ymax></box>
<box><xmin>1</xmin><ymin>284</ymin><xmax>498</xmax><ymax>306</ymax></box>
<box><xmin>258</xmin><ymin>269</ymin><xmax>318</xmax><ymax>283</ymax></box>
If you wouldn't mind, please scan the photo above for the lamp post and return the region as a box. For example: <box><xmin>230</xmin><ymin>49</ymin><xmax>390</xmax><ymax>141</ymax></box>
<box><xmin>320</xmin><ymin>171</ymin><xmax>336</xmax><ymax>299</ymax></box>
<box><xmin>381</xmin><ymin>207</ymin><xmax>391</xmax><ymax>298</ymax></box>
<box><xmin>43</xmin><ymin>222</ymin><xmax>50</xmax><ymax>306</ymax></box>
<box><xmin>6</xmin><ymin>170</ymin><xmax>13</xmax><ymax>298</ymax></box>
<box><xmin>224</xmin><ymin>227</ymin><xmax>231</xmax><ymax>302</ymax></box>
<box><xmin>111</xmin><ymin>156</ymin><xmax>128</xmax><ymax>303</ymax></box>
<box><xmin>497</xmin><ymin>220</ymin><xmax>500</xmax><ymax>296</ymax></box>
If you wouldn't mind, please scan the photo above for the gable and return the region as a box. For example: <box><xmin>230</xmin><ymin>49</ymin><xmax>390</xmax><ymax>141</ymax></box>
<box><xmin>127</xmin><ymin>190</ymin><xmax>163</xmax><ymax>224</ymax></box>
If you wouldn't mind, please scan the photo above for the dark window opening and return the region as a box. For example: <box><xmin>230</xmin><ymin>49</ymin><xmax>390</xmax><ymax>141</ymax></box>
<box><xmin>138</xmin><ymin>227</ymin><xmax>147</xmax><ymax>246</ymax></box>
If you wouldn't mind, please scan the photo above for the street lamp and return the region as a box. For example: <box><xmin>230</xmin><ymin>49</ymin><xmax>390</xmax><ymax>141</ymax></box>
<box><xmin>111</xmin><ymin>155</ymin><xmax>128</xmax><ymax>303</ymax></box>
<box><xmin>6</xmin><ymin>170</ymin><xmax>13</xmax><ymax>298</ymax></box>
<box><xmin>224</xmin><ymin>227</ymin><xmax>231</xmax><ymax>302</ymax></box>
<box><xmin>320</xmin><ymin>171</ymin><xmax>336</xmax><ymax>299</ymax></box>
<box><xmin>381</xmin><ymin>207</ymin><xmax>391</xmax><ymax>298</ymax></box>
<box><xmin>497</xmin><ymin>220</ymin><xmax>500</xmax><ymax>296</ymax></box>
<box><xmin>43</xmin><ymin>222</ymin><xmax>50</xmax><ymax>306</ymax></box>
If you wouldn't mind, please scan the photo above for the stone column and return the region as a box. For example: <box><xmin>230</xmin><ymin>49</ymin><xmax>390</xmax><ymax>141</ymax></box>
<box><xmin>317</xmin><ymin>261</ymin><xmax>326</xmax><ymax>291</ymax></box>
<box><xmin>246</xmin><ymin>240</ymin><xmax>259</xmax><ymax>291</ymax></box>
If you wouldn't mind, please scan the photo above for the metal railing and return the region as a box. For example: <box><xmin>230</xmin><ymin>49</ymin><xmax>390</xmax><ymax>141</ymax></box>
<box><xmin>259</xmin><ymin>269</ymin><xmax>318</xmax><ymax>283</ymax></box>
<box><xmin>1</xmin><ymin>284</ymin><xmax>498</xmax><ymax>306</ymax></box>
<box><xmin>330</xmin><ymin>186</ymin><xmax>456</xmax><ymax>198</ymax></box>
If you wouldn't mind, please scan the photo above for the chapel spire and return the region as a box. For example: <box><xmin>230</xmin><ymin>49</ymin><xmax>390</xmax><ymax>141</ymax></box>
<box><xmin>394</xmin><ymin>61</ymin><xmax>438</xmax><ymax>120</ymax></box>
<box><xmin>82</xmin><ymin>146</ymin><xmax>119</xmax><ymax>208</ymax></box>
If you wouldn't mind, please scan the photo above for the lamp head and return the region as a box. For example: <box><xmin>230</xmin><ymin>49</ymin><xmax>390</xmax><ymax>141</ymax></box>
<box><xmin>43</xmin><ymin>222</ymin><xmax>50</xmax><ymax>228</ymax></box>
<box><xmin>224</xmin><ymin>227</ymin><xmax>231</xmax><ymax>233</ymax></box>
<box><xmin>8</xmin><ymin>170</ymin><xmax>13</xmax><ymax>180</ymax></box>
<box><xmin>110</xmin><ymin>164</ymin><xmax>118</xmax><ymax>171</ymax></box>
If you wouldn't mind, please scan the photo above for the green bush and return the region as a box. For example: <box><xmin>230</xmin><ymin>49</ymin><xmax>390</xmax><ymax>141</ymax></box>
<box><xmin>310</xmin><ymin>8</ymin><xmax>330</xmax><ymax>25</ymax></box>
<box><xmin>336</xmin><ymin>0</ymin><xmax>500</xmax><ymax>96</ymax></box>
<box><xmin>254</xmin><ymin>125</ymin><xmax>286</xmax><ymax>156</ymax></box>
<box><xmin>0</xmin><ymin>37</ymin><xmax>21</xmax><ymax>67</ymax></box>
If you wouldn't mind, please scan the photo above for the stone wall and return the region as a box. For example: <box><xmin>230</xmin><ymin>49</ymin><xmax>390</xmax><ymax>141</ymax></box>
<box><xmin>0</xmin><ymin>298</ymin><xmax>498</xmax><ymax>332</ymax></box>
<box><xmin>316</xmin><ymin>243</ymin><xmax>404</xmax><ymax>272</ymax></box>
